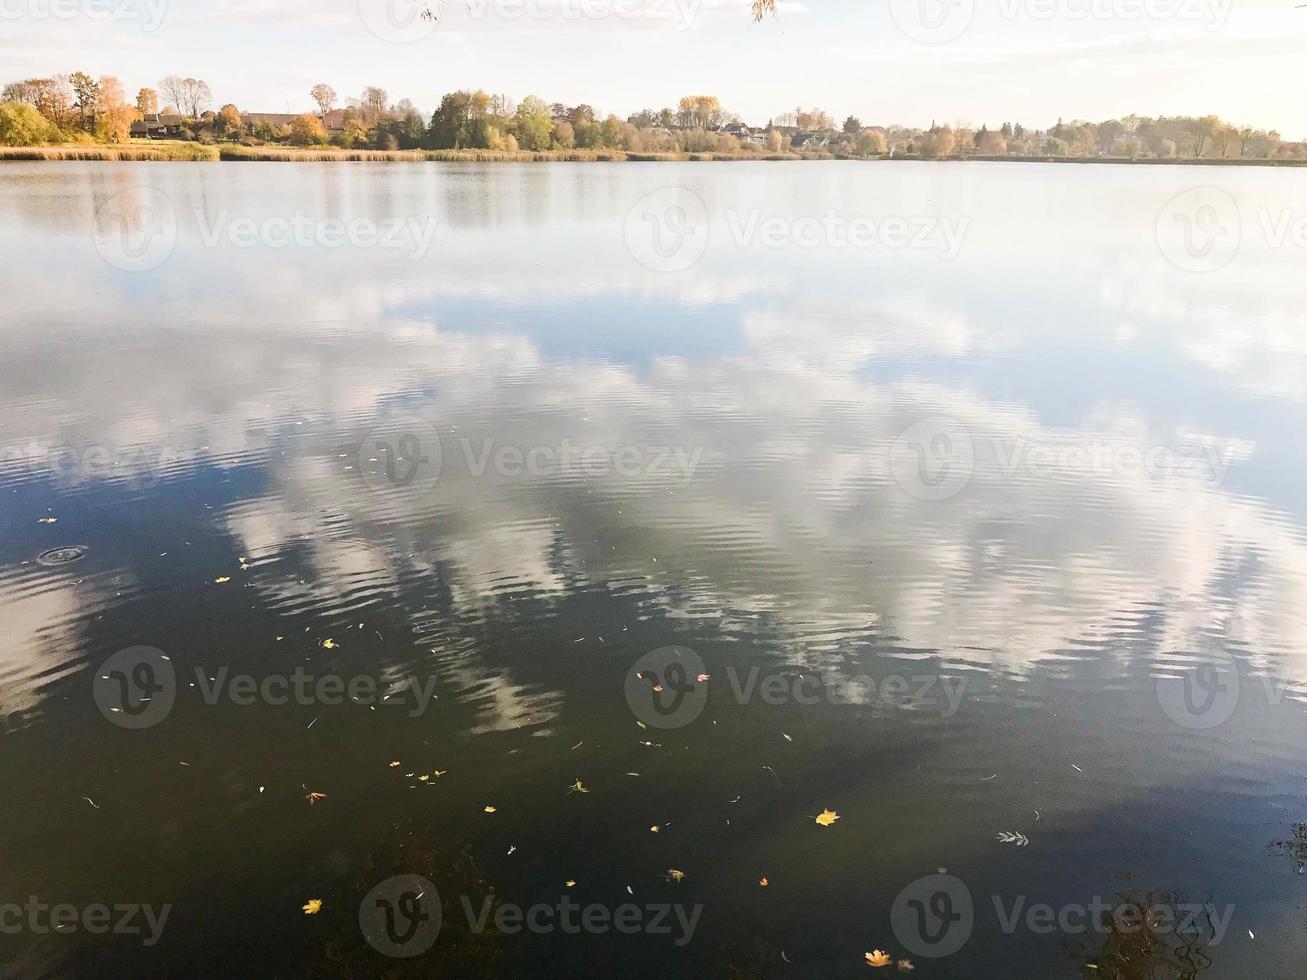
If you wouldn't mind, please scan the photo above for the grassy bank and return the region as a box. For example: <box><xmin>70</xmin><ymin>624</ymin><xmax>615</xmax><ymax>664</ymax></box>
<box><xmin>216</xmin><ymin>145</ymin><xmax>765</xmax><ymax>162</ymax></box>
<box><xmin>0</xmin><ymin>142</ymin><xmax>219</xmax><ymax>161</ymax></box>
<box><xmin>3</xmin><ymin>142</ymin><xmax>1304</xmax><ymax>166</ymax></box>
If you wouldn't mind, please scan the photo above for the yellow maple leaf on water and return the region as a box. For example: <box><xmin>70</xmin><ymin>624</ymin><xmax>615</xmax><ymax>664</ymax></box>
<box><xmin>321</xmin><ymin>639</ymin><xmax>337</xmax><ymax>649</ymax></box>
<box><xmin>568</xmin><ymin>779</ymin><xmax>589</xmax><ymax>794</ymax></box>
<box><xmin>666</xmin><ymin>869</ymin><xmax>685</xmax><ymax>883</ymax></box>
<box><xmin>213</xmin><ymin>577</ymin><xmax>230</xmax><ymax>584</ymax></box>
<box><xmin>565</xmin><ymin>880</ymin><xmax>576</xmax><ymax>888</ymax></box>
<box><xmin>483</xmin><ymin>805</ymin><xmax>496</xmax><ymax>813</ymax></box>
<box><xmin>418</xmin><ymin>775</ymin><xmax>430</xmax><ymax>782</ymax></box>
<box><xmin>815</xmin><ymin>808</ymin><xmax>840</xmax><ymax>827</ymax></box>
<box><xmin>759</xmin><ymin>877</ymin><xmax>769</xmax><ymax>887</ymax></box>
<box><xmin>302</xmin><ymin>899</ymin><xmax>322</xmax><ymax>915</ymax></box>
<box><xmin>865</xmin><ymin>950</ymin><xmax>891</xmax><ymax>968</ymax></box>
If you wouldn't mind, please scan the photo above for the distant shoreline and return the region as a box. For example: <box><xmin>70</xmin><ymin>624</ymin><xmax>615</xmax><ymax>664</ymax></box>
<box><xmin>2</xmin><ymin>144</ymin><xmax>1305</xmax><ymax>167</ymax></box>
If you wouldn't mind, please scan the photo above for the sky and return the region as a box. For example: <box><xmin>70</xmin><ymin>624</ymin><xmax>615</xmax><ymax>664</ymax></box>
<box><xmin>2</xmin><ymin>0</ymin><xmax>1305</xmax><ymax>135</ymax></box>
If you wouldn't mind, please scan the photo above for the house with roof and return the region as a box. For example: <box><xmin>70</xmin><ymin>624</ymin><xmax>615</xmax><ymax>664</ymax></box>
<box><xmin>130</xmin><ymin>113</ymin><xmax>184</xmax><ymax>138</ymax></box>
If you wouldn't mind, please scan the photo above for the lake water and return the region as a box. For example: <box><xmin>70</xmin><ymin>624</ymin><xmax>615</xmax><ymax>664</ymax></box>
<box><xmin>2</xmin><ymin>160</ymin><xmax>1306</xmax><ymax>977</ymax></box>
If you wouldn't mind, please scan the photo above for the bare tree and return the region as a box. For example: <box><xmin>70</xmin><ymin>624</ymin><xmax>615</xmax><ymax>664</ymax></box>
<box><xmin>159</xmin><ymin>75</ymin><xmax>186</xmax><ymax>115</ymax></box>
<box><xmin>310</xmin><ymin>84</ymin><xmax>336</xmax><ymax>120</ymax></box>
<box><xmin>182</xmin><ymin>78</ymin><xmax>211</xmax><ymax>117</ymax></box>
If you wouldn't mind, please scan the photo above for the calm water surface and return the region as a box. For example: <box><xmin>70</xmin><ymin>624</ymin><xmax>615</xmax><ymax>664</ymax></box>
<box><xmin>2</xmin><ymin>161</ymin><xmax>1307</xmax><ymax>977</ymax></box>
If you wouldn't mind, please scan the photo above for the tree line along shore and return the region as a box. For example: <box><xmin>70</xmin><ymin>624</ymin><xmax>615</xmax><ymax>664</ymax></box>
<box><xmin>2</xmin><ymin>75</ymin><xmax>1303</xmax><ymax>165</ymax></box>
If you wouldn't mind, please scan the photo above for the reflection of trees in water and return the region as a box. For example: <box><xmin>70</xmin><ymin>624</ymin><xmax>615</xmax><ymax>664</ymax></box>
<box><xmin>1060</xmin><ymin>890</ymin><xmax>1217</xmax><ymax>979</ymax></box>
<box><xmin>312</xmin><ymin>823</ymin><xmax>503</xmax><ymax>978</ymax></box>
<box><xmin>1269</xmin><ymin>822</ymin><xmax>1307</xmax><ymax>875</ymax></box>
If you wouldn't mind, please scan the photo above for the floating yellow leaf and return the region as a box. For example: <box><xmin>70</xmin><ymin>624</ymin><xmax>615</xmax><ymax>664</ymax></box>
<box><xmin>483</xmin><ymin>805</ymin><xmax>496</xmax><ymax>813</ymax></box>
<box><xmin>432</xmin><ymin>770</ymin><xmax>447</xmax><ymax>778</ymax></box>
<box><xmin>759</xmin><ymin>877</ymin><xmax>769</xmax><ymax>887</ymax></box>
<box><xmin>389</xmin><ymin>761</ymin><xmax>400</xmax><ymax>767</ymax></box>
<box><xmin>815</xmin><ymin>809</ymin><xmax>840</xmax><ymax>827</ymax></box>
<box><xmin>666</xmin><ymin>869</ymin><xmax>685</xmax><ymax>883</ymax></box>
<box><xmin>213</xmin><ymin>576</ymin><xmax>230</xmax><ymax>584</ymax></box>
<box><xmin>697</xmin><ymin>673</ymin><xmax>711</xmax><ymax>682</ymax></box>
<box><xmin>302</xmin><ymin>899</ymin><xmax>322</xmax><ymax>915</ymax></box>
<box><xmin>568</xmin><ymin>779</ymin><xmax>589</xmax><ymax>794</ymax></box>
<box><xmin>565</xmin><ymin>880</ymin><xmax>576</xmax><ymax>888</ymax></box>
<box><xmin>321</xmin><ymin>639</ymin><xmax>337</xmax><ymax>649</ymax></box>
<box><xmin>865</xmin><ymin>950</ymin><xmax>891</xmax><ymax>968</ymax></box>
<box><xmin>306</xmin><ymin>791</ymin><xmax>326</xmax><ymax>805</ymax></box>
<box><xmin>38</xmin><ymin>517</ymin><xmax>57</xmax><ymax>524</ymax></box>
<box><xmin>418</xmin><ymin>775</ymin><xmax>430</xmax><ymax>782</ymax></box>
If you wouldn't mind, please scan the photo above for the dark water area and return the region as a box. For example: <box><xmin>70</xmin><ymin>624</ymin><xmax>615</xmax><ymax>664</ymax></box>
<box><xmin>2</xmin><ymin>160</ymin><xmax>1306</xmax><ymax>977</ymax></box>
